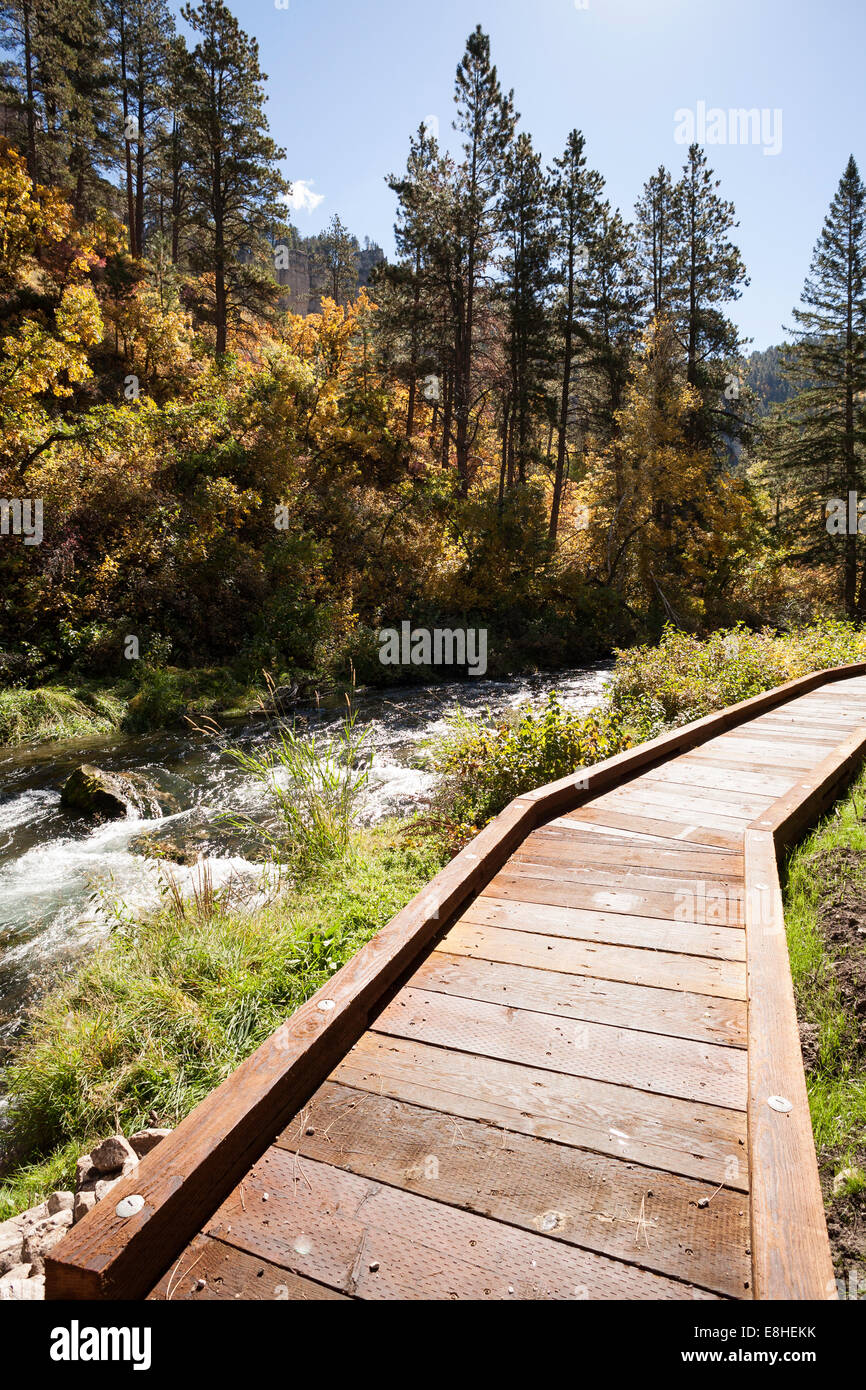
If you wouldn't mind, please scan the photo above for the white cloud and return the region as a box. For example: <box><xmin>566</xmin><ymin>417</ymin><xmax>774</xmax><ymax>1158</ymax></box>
<box><xmin>284</xmin><ymin>180</ymin><xmax>325</xmax><ymax>215</ymax></box>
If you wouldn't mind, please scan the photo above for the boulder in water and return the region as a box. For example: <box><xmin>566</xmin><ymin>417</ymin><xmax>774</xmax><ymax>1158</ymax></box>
<box><xmin>267</xmin><ymin>678</ymin><xmax>324</xmax><ymax>713</ymax></box>
<box><xmin>60</xmin><ymin>764</ymin><xmax>171</xmax><ymax>820</ymax></box>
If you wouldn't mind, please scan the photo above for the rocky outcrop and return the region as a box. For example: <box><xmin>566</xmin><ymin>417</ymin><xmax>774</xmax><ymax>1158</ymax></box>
<box><xmin>0</xmin><ymin>1125</ymin><xmax>172</xmax><ymax>1300</ymax></box>
<box><xmin>60</xmin><ymin>765</ymin><xmax>175</xmax><ymax>821</ymax></box>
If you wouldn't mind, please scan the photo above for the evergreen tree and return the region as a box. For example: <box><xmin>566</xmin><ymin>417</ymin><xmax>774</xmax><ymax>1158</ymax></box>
<box><xmin>149</xmin><ymin>35</ymin><xmax>192</xmax><ymax>265</ymax></box>
<box><xmin>547</xmin><ymin>129</ymin><xmax>603</xmax><ymax>539</ymax></box>
<box><xmin>0</xmin><ymin>0</ymin><xmax>38</xmax><ymax>178</ymax></box>
<box><xmin>313</xmin><ymin>213</ymin><xmax>359</xmax><ymax>306</ymax></box>
<box><xmin>578</xmin><ymin>203</ymin><xmax>644</xmax><ymax>434</ymax></box>
<box><xmin>380</xmin><ymin>122</ymin><xmax>445</xmax><ymax>438</ymax></box>
<box><xmin>450</xmin><ymin>25</ymin><xmax>517</xmax><ymax>495</ymax></box>
<box><xmin>668</xmin><ymin>144</ymin><xmax>749</xmax><ymax>448</ymax></box>
<box><xmin>497</xmin><ymin>132</ymin><xmax>552</xmax><ymax>494</ymax></box>
<box><xmin>179</xmin><ymin>0</ymin><xmax>288</xmax><ymax>353</ymax></box>
<box><xmin>106</xmin><ymin>0</ymin><xmax>175</xmax><ymax>257</ymax></box>
<box><xmin>766</xmin><ymin>156</ymin><xmax>866</xmax><ymax>614</ymax></box>
<box><xmin>1</xmin><ymin>0</ymin><xmax>117</xmax><ymax>211</ymax></box>
<box><xmin>635</xmin><ymin>165</ymin><xmax>675</xmax><ymax>320</ymax></box>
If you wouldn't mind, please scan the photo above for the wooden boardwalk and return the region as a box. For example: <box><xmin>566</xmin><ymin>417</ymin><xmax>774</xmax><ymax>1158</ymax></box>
<box><xmin>47</xmin><ymin>667</ymin><xmax>866</xmax><ymax>1301</ymax></box>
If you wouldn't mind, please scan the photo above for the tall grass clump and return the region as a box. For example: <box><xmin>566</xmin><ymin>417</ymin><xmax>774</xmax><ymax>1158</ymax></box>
<box><xmin>227</xmin><ymin>705</ymin><xmax>373</xmax><ymax>867</ymax></box>
<box><xmin>0</xmin><ymin>684</ymin><xmax>126</xmax><ymax>745</ymax></box>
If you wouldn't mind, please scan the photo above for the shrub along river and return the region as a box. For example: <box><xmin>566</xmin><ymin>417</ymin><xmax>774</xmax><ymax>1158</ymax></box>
<box><xmin>0</xmin><ymin>664</ymin><xmax>611</xmax><ymax>1045</ymax></box>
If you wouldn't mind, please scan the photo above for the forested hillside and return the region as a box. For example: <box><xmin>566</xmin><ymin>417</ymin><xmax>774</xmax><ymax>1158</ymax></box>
<box><xmin>746</xmin><ymin>345</ymin><xmax>796</xmax><ymax>414</ymax></box>
<box><xmin>1</xmin><ymin>3</ymin><xmax>866</xmax><ymax>707</ymax></box>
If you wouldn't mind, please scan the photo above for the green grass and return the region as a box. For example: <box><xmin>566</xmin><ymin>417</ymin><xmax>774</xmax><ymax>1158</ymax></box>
<box><xmin>0</xmin><ymin>824</ymin><xmax>444</xmax><ymax>1221</ymax></box>
<box><xmin>0</xmin><ymin>684</ymin><xmax>128</xmax><ymax>745</ymax></box>
<box><xmin>0</xmin><ymin>668</ymin><xmax>268</xmax><ymax>747</ymax></box>
<box><xmin>783</xmin><ymin>769</ymin><xmax>866</xmax><ymax>1170</ymax></box>
<box><xmin>226</xmin><ymin>706</ymin><xmax>373</xmax><ymax>868</ymax></box>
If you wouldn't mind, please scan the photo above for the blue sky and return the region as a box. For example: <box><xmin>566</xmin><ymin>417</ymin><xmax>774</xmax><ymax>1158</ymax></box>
<box><xmin>177</xmin><ymin>0</ymin><xmax>866</xmax><ymax>351</ymax></box>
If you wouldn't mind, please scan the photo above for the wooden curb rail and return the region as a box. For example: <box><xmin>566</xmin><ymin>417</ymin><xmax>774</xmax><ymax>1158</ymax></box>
<box><xmin>744</xmin><ymin>722</ymin><xmax>866</xmax><ymax>1300</ymax></box>
<box><xmin>45</xmin><ymin>661</ymin><xmax>866</xmax><ymax>1300</ymax></box>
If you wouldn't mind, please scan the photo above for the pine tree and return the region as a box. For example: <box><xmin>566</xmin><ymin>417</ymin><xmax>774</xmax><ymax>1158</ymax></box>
<box><xmin>1</xmin><ymin>0</ymin><xmax>117</xmax><ymax>212</ymax></box>
<box><xmin>0</xmin><ymin>0</ymin><xmax>38</xmax><ymax>178</ymax></box>
<box><xmin>106</xmin><ymin>0</ymin><xmax>175</xmax><ymax>257</ymax></box>
<box><xmin>578</xmin><ymin>202</ymin><xmax>644</xmax><ymax>434</ymax></box>
<box><xmin>148</xmin><ymin>35</ymin><xmax>192</xmax><ymax>265</ymax></box>
<box><xmin>635</xmin><ymin>165</ymin><xmax>675</xmax><ymax>320</ymax></box>
<box><xmin>766</xmin><ymin>156</ymin><xmax>866</xmax><ymax>614</ymax></box>
<box><xmin>547</xmin><ymin>129</ymin><xmax>603</xmax><ymax>539</ymax></box>
<box><xmin>668</xmin><ymin>144</ymin><xmax>749</xmax><ymax>448</ymax></box>
<box><xmin>313</xmin><ymin>213</ymin><xmax>359</xmax><ymax>306</ymax></box>
<box><xmin>179</xmin><ymin>0</ymin><xmax>288</xmax><ymax>353</ymax></box>
<box><xmin>450</xmin><ymin>25</ymin><xmax>517</xmax><ymax>495</ymax></box>
<box><xmin>498</xmin><ymin>131</ymin><xmax>553</xmax><ymax>495</ymax></box>
<box><xmin>381</xmin><ymin>122</ymin><xmax>446</xmax><ymax>438</ymax></box>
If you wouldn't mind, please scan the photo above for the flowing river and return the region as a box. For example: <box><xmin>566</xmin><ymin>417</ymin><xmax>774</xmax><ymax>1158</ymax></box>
<box><xmin>0</xmin><ymin>663</ymin><xmax>612</xmax><ymax>1045</ymax></box>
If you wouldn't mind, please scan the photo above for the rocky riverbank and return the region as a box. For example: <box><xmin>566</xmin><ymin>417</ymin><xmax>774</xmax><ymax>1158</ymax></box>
<box><xmin>0</xmin><ymin>1126</ymin><xmax>170</xmax><ymax>1300</ymax></box>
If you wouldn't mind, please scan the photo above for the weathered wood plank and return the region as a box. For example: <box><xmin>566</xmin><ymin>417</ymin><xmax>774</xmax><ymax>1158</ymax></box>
<box><xmin>744</xmin><ymin>831</ymin><xmax>835</xmax><ymax>1301</ymax></box>
<box><xmin>545</xmin><ymin>818</ymin><xmax>734</xmax><ymax>852</ymax></box>
<box><xmin>518</xmin><ymin>831</ymin><xmax>743</xmax><ymax>876</ymax></box>
<box><xmin>372</xmin><ymin>987</ymin><xmax>748</xmax><ymax>1108</ymax></box>
<box><xmin>480</xmin><ymin>868</ymin><xmax>744</xmax><ymax>926</ymax></box>
<box><xmin>275</xmin><ymin>1082</ymin><xmax>752</xmax><ymax>1298</ymax></box>
<box><xmin>564</xmin><ymin>805</ymin><xmax>743</xmax><ymax>850</ymax></box>
<box><xmin>439</xmin><ymin>921</ymin><xmax>748</xmax><ymax>998</ymax></box>
<box><xmin>593</xmin><ymin>784</ymin><xmax>771</xmax><ymax>824</ymax></box>
<box><xmin>500</xmin><ymin>856</ymin><xmax>743</xmax><ymax>898</ymax></box>
<box><xmin>334</xmin><ymin>1033</ymin><xmax>749</xmax><ymax>1188</ymax></box>
<box><xmin>206</xmin><ymin>1149</ymin><xmax>720</xmax><ymax>1300</ymax></box>
<box><xmin>461</xmin><ymin>895</ymin><xmax>746</xmax><ymax>960</ymax></box>
<box><xmin>411</xmin><ymin>951</ymin><xmax>748</xmax><ymax>1047</ymax></box>
<box><xmin>148</xmin><ymin>1233</ymin><xmax>349</xmax><ymax>1301</ymax></box>
<box><xmin>640</xmin><ymin>762</ymin><xmax>795</xmax><ymax>799</ymax></box>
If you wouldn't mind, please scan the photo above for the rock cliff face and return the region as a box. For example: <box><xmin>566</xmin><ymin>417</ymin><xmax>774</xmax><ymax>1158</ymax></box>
<box><xmin>274</xmin><ymin>242</ymin><xmax>385</xmax><ymax>316</ymax></box>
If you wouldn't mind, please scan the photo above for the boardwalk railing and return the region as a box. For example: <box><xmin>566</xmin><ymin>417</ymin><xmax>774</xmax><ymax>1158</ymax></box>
<box><xmin>46</xmin><ymin>662</ymin><xmax>866</xmax><ymax>1300</ymax></box>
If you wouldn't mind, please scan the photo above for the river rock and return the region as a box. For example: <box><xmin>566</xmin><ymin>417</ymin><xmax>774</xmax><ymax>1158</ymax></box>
<box><xmin>0</xmin><ymin>1274</ymin><xmax>44</xmax><ymax>1300</ymax></box>
<box><xmin>21</xmin><ymin>1209</ymin><xmax>73</xmax><ymax>1273</ymax></box>
<box><xmin>75</xmin><ymin>1154</ymin><xmax>97</xmax><ymax>1191</ymax></box>
<box><xmin>0</xmin><ymin>1203</ymin><xmax>49</xmax><ymax>1274</ymax></box>
<box><xmin>129</xmin><ymin>1127</ymin><xmax>171</xmax><ymax>1158</ymax></box>
<box><xmin>89</xmin><ymin>1134</ymin><xmax>138</xmax><ymax>1173</ymax></box>
<box><xmin>267</xmin><ymin>679</ymin><xmax>322</xmax><ymax>714</ymax></box>
<box><xmin>47</xmin><ymin>1191</ymin><xmax>74</xmax><ymax>1215</ymax></box>
<box><xmin>60</xmin><ymin>765</ymin><xmax>173</xmax><ymax>821</ymax></box>
<box><xmin>73</xmin><ymin>1191</ymin><xmax>97</xmax><ymax>1224</ymax></box>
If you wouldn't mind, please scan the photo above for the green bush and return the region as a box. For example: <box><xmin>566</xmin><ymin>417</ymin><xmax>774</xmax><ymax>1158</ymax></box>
<box><xmin>433</xmin><ymin>693</ymin><xmax>632</xmax><ymax>829</ymax></box>
<box><xmin>609</xmin><ymin>621</ymin><xmax>866</xmax><ymax>740</ymax></box>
